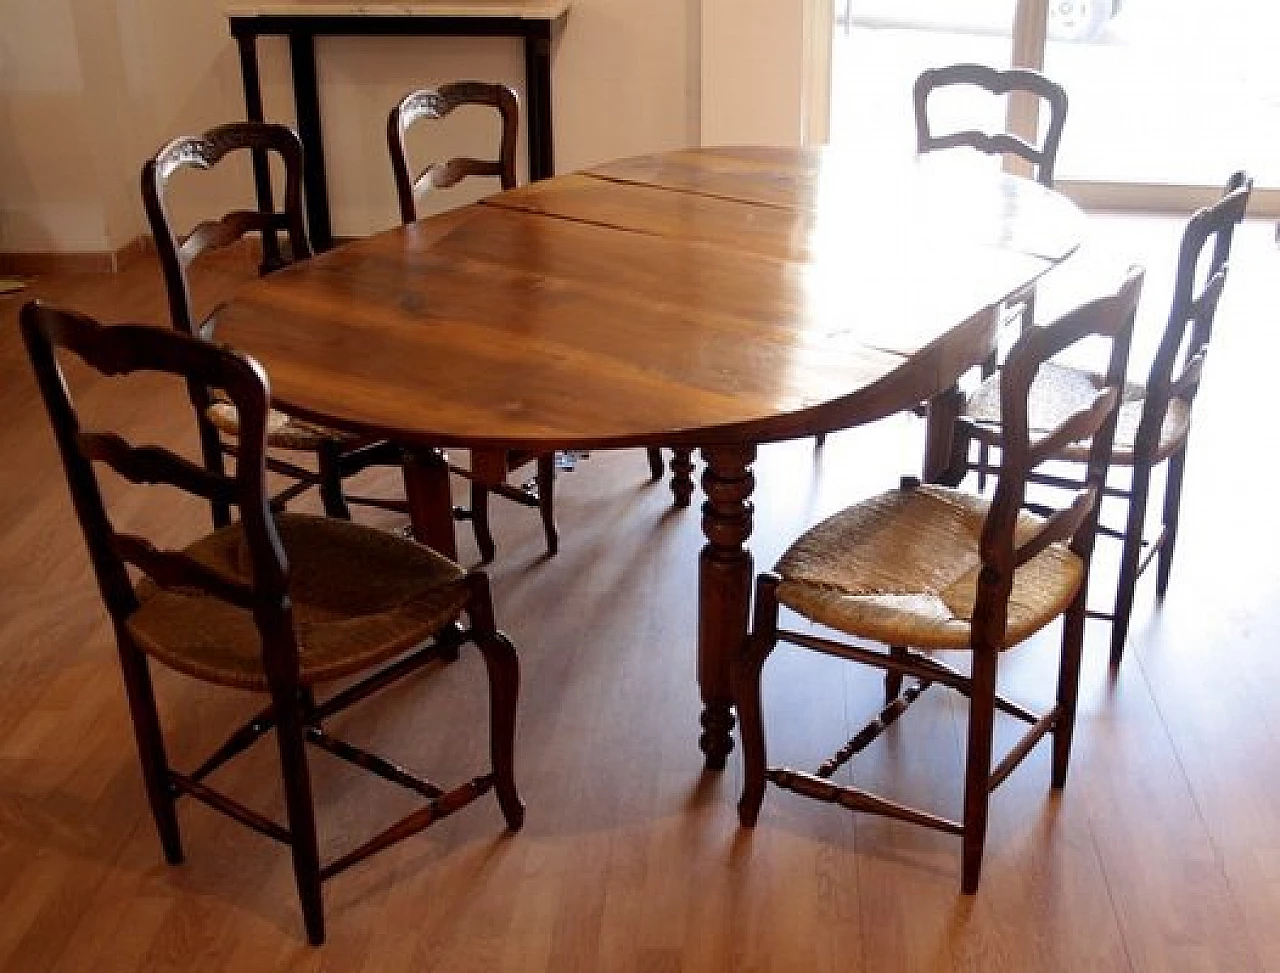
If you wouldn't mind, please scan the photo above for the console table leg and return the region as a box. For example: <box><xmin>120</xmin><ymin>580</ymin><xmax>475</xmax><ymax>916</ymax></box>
<box><xmin>234</xmin><ymin>31</ymin><xmax>282</xmax><ymax>270</ymax></box>
<box><xmin>287</xmin><ymin>31</ymin><xmax>333</xmax><ymax>252</ymax></box>
<box><xmin>698</xmin><ymin>444</ymin><xmax>756</xmax><ymax>770</ymax></box>
<box><xmin>523</xmin><ymin>23</ymin><xmax>554</xmax><ymax>181</ymax></box>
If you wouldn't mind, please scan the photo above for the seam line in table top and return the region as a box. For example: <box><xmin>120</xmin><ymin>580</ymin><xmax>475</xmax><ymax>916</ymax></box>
<box><xmin>579</xmin><ymin>171</ymin><xmax>806</xmax><ymax>213</ymax></box>
<box><xmin>480</xmin><ymin>172</ymin><xmax>1078</xmax><ymax>266</ymax></box>
<box><xmin>475</xmin><ymin>192</ymin><xmax>832</xmax><ymax>274</ymax></box>
<box><xmin>476</xmin><ymin>193</ymin><xmax>804</xmax><ymax>259</ymax></box>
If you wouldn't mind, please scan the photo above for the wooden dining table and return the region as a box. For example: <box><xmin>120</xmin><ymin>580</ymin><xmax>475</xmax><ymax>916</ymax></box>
<box><xmin>215</xmin><ymin>145</ymin><xmax>1085</xmax><ymax>770</ymax></box>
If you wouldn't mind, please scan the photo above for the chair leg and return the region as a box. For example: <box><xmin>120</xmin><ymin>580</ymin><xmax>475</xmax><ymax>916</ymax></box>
<box><xmin>536</xmin><ymin>454</ymin><xmax>558</xmax><ymax>557</ymax></box>
<box><xmin>1156</xmin><ymin>448</ymin><xmax>1187</xmax><ymax>598</ymax></box>
<box><xmin>814</xmin><ymin>432</ymin><xmax>827</xmax><ymax>449</ymax></box>
<box><xmin>735</xmin><ymin>574</ymin><xmax>781</xmax><ymax>828</ymax></box>
<box><xmin>1052</xmin><ymin>589</ymin><xmax>1088</xmax><ymax>788</ymax></box>
<box><xmin>116</xmin><ymin>634</ymin><xmax>184</xmax><ymax>865</ymax></box>
<box><xmin>317</xmin><ymin>441</ymin><xmax>352</xmax><ymax>521</ymax></box>
<box><xmin>466</xmin><ymin>575</ymin><xmax>524</xmax><ymax>831</ymax></box>
<box><xmin>960</xmin><ymin>644</ymin><xmax>998</xmax><ymax>894</ymax></box>
<box><xmin>469</xmin><ymin>482</ymin><xmax>497</xmax><ymax>564</ymax></box>
<box><xmin>884</xmin><ymin>646</ymin><xmax>907</xmax><ymax>704</ymax></box>
<box><xmin>1110</xmin><ymin>461</ymin><xmax>1155</xmax><ymax>667</ymax></box>
<box><xmin>647</xmin><ymin>447</ymin><xmax>665</xmax><ymax>481</ymax></box>
<box><xmin>271</xmin><ymin>683</ymin><xmax>325</xmax><ymax>946</ymax></box>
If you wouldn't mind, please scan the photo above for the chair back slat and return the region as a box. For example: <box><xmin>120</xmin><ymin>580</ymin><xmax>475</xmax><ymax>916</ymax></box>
<box><xmin>1013</xmin><ymin>484</ymin><xmax>1098</xmax><ymax>568</ymax></box>
<box><xmin>973</xmin><ymin>268</ymin><xmax>1144</xmax><ymax>641</ymax></box>
<box><xmin>112</xmin><ymin>533</ymin><xmax>256</xmax><ymax>609</ymax></box>
<box><xmin>387</xmin><ymin>81</ymin><xmax>519</xmax><ymax>225</ymax></box>
<box><xmin>1025</xmin><ymin>386</ymin><xmax>1121</xmax><ymax>467</ymax></box>
<box><xmin>20</xmin><ymin>302</ymin><xmax>290</xmax><ymax>627</ymax></box>
<box><xmin>420</xmin><ymin>157</ymin><xmax>507</xmax><ymax>193</ymax></box>
<box><xmin>179</xmin><ymin>210</ymin><xmax>294</xmax><ymax>269</ymax></box>
<box><xmin>78</xmin><ymin>432</ymin><xmax>239</xmax><ymax>505</ymax></box>
<box><xmin>914</xmin><ymin>63</ymin><xmax>1068</xmax><ymax>187</ymax></box>
<box><xmin>1169</xmin><ymin>348</ymin><xmax>1206</xmax><ymax>400</ymax></box>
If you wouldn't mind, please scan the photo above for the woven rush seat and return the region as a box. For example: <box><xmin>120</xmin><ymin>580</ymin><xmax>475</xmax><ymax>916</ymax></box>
<box><xmin>128</xmin><ymin>513</ymin><xmax>469</xmax><ymax>690</ymax></box>
<box><xmin>963</xmin><ymin>362</ymin><xmax>1192</xmax><ymax>464</ymax></box>
<box><xmin>775</xmin><ymin>484</ymin><xmax>1084</xmax><ymax>651</ymax></box>
<box><xmin>206</xmin><ymin>396</ymin><xmax>362</xmax><ymax>452</ymax></box>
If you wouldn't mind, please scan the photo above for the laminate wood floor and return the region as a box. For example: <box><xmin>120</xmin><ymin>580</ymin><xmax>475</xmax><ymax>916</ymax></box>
<box><xmin>0</xmin><ymin>217</ymin><xmax>1277</xmax><ymax>971</ymax></box>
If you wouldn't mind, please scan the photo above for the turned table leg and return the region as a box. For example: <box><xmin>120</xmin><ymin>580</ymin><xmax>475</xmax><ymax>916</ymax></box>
<box><xmin>402</xmin><ymin>447</ymin><xmax>457</xmax><ymax>560</ymax></box>
<box><xmin>698</xmin><ymin>444</ymin><xmax>756</xmax><ymax>770</ymax></box>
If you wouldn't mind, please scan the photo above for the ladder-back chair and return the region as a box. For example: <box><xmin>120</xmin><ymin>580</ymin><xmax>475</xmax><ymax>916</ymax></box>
<box><xmin>736</xmin><ymin>269</ymin><xmax>1142</xmax><ymax>891</ymax></box>
<box><xmin>142</xmin><ymin>121</ymin><xmax>406</xmax><ymax>528</ymax></box>
<box><xmin>954</xmin><ymin>172</ymin><xmax>1252</xmax><ymax>664</ymax></box>
<box><xmin>21</xmin><ymin>301</ymin><xmax>523</xmax><ymax>944</ymax></box>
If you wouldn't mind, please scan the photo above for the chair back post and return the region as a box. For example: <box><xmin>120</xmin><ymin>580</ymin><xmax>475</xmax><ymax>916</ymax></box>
<box><xmin>973</xmin><ymin>269</ymin><xmax>1144</xmax><ymax>642</ymax></box>
<box><xmin>913</xmin><ymin>63</ymin><xmax>1068</xmax><ymax>186</ymax></box>
<box><xmin>19</xmin><ymin>302</ymin><xmax>297</xmax><ymax>670</ymax></box>
<box><xmin>1135</xmin><ymin>171</ymin><xmax>1252</xmax><ymax>459</ymax></box>
<box><xmin>387</xmin><ymin>81</ymin><xmax>520</xmax><ymax>225</ymax></box>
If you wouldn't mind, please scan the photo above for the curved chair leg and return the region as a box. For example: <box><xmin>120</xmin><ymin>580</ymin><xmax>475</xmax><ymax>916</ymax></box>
<box><xmin>884</xmin><ymin>646</ymin><xmax>907</xmax><ymax>704</ymax></box>
<box><xmin>735</xmin><ymin>574</ymin><xmax>781</xmax><ymax>828</ymax></box>
<box><xmin>1156</xmin><ymin>448</ymin><xmax>1187</xmax><ymax>598</ymax></box>
<box><xmin>271</xmin><ymin>680</ymin><xmax>325</xmax><ymax>946</ymax></box>
<box><xmin>960</xmin><ymin>643</ymin><xmax>998</xmax><ymax>894</ymax></box>
<box><xmin>317</xmin><ymin>441</ymin><xmax>352</xmax><ymax>520</ymax></box>
<box><xmin>469</xmin><ymin>482</ymin><xmax>497</xmax><ymax>564</ymax></box>
<box><xmin>647</xmin><ymin>447</ymin><xmax>665</xmax><ymax>481</ymax></box>
<box><xmin>536</xmin><ymin>454</ymin><xmax>558</xmax><ymax>557</ymax></box>
<box><xmin>117</xmin><ymin>635</ymin><xmax>184</xmax><ymax>864</ymax></box>
<box><xmin>1110</xmin><ymin>461</ymin><xmax>1155</xmax><ymax>667</ymax></box>
<box><xmin>1052</xmin><ymin>589</ymin><xmax>1088</xmax><ymax>788</ymax></box>
<box><xmin>466</xmin><ymin>575</ymin><xmax>524</xmax><ymax>831</ymax></box>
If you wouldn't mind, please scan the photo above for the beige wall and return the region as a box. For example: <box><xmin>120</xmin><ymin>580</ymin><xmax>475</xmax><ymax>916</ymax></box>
<box><xmin>0</xmin><ymin>0</ymin><xmax>816</xmax><ymax>255</ymax></box>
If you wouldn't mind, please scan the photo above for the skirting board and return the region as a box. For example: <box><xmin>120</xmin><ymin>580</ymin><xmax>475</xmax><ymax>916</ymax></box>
<box><xmin>0</xmin><ymin>235</ymin><xmax>153</xmax><ymax>277</ymax></box>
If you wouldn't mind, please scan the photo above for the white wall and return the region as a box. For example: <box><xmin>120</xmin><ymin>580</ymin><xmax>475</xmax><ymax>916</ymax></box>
<box><xmin>0</xmin><ymin>0</ymin><xmax>817</xmax><ymax>254</ymax></box>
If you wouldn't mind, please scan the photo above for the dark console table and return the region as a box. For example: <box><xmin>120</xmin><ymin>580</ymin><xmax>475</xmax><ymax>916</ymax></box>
<box><xmin>227</xmin><ymin>1</ymin><xmax>571</xmax><ymax>251</ymax></box>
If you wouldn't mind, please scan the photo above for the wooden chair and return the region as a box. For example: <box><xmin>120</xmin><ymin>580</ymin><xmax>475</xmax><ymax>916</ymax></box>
<box><xmin>142</xmin><ymin>121</ymin><xmax>406</xmax><ymax>529</ymax></box>
<box><xmin>20</xmin><ymin>301</ymin><xmax>523</xmax><ymax>945</ymax></box>
<box><xmin>388</xmin><ymin>82</ymin><xmax>680</xmax><ymax>555</ymax></box>
<box><xmin>953</xmin><ymin>172</ymin><xmax>1253</xmax><ymax>665</ymax></box>
<box><xmin>913</xmin><ymin>63</ymin><xmax>1068</xmax><ymax>189</ymax></box>
<box><xmin>735</xmin><ymin>269</ymin><xmax>1142</xmax><ymax>892</ymax></box>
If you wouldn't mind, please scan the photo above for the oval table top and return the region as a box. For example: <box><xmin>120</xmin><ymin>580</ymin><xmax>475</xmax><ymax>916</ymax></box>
<box><xmin>215</xmin><ymin>145</ymin><xmax>1084</xmax><ymax>452</ymax></box>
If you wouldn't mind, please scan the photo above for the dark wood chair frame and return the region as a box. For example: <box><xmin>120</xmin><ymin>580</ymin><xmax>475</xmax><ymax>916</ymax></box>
<box><xmin>913</xmin><ymin>63</ymin><xmax>1069</xmax><ymax>189</ymax></box>
<box><xmin>142</xmin><ymin>121</ymin><xmax>407</xmax><ymax>529</ymax></box>
<box><xmin>21</xmin><ymin>301</ymin><xmax>523</xmax><ymax>945</ymax></box>
<box><xmin>388</xmin><ymin>82</ymin><xmax>686</xmax><ymax>555</ymax></box>
<box><xmin>736</xmin><ymin>270</ymin><xmax>1142</xmax><ymax>892</ymax></box>
<box><xmin>953</xmin><ymin>172</ymin><xmax>1252</xmax><ymax>665</ymax></box>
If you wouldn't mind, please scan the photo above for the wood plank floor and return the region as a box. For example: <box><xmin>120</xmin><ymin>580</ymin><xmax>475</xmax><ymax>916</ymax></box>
<box><xmin>0</xmin><ymin>216</ymin><xmax>1277</xmax><ymax>971</ymax></box>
